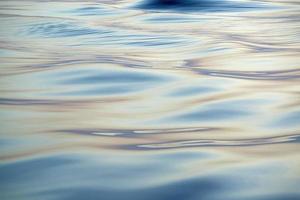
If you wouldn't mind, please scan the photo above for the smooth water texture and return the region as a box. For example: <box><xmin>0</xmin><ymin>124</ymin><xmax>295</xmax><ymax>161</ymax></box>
<box><xmin>0</xmin><ymin>0</ymin><xmax>300</xmax><ymax>200</ymax></box>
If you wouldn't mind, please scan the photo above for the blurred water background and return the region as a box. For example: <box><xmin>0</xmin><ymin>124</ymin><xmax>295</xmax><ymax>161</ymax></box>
<box><xmin>0</xmin><ymin>0</ymin><xmax>300</xmax><ymax>199</ymax></box>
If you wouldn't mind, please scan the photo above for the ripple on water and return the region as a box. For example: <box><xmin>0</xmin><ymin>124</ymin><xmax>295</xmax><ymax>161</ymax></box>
<box><xmin>0</xmin><ymin>0</ymin><xmax>300</xmax><ymax>200</ymax></box>
<box><xmin>27</xmin><ymin>21</ymin><xmax>109</xmax><ymax>38</ymax></box>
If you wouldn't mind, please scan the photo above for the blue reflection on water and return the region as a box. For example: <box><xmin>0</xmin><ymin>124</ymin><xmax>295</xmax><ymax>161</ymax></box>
<box><xmin>60</xmin><ymin>71</ymin><xmax>166</xmax><ymax>85</ymax></box>
<box><xmin>168</xmin><ymin>86</ymin><xmax>219</xmax><ymax>97</ymax></box>
<box><xmin>171</xmin><ymin>108</ymin><xmax>249</xmax><ymax>122</ymax></box>
<box><xmin>2</xmin><ymin>153</ymin><xmax>299</xmax><ymax>200</ymax></box>
<box><xmin>27</xmin><ymin>22</ymin><xmax>108</xmax><ymax>38</ymax></box>
<box><xmin>272</xmin><ymin>111</ymin><xmax>300</xmax><ymax>128</ymax></box>
<box><xmin>0</xmin><ymin>0</ymin><xmax>299</xmax><ymax>200</ymax></box>
<box><xmin>136</xmin><ymin>0</ymin><xmax>265</xmax><ymax>12</ymax></box>
<box><xmin>71</xmin><ymin>7</ymin><xmax>109</xmax><ymax>16</ymax></box>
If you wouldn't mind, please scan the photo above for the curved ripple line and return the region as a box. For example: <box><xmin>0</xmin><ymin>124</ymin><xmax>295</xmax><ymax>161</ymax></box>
<box><xmin>58</xmin><ymin>127</ymin><xmax>218</xmax><ymax>137</ymax></box>
<box><xmin>193</xmin><ymin>68</ymin><xmax>300</xmax><ymax>80</ymax></box>
<box><xmin>0</xmin><ymin>97</ymin><xmax>129</xmax><ymax>106</ymax></box>
<box><xmin>135</xmin><ymin>134</ymin><xmax>300</xmax><ymax>149</ymax></box>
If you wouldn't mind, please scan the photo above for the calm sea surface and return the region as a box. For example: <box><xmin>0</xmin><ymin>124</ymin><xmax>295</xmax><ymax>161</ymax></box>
<box><xmin>0</xmin><ymin>0</ymin><xmax>300</xmax><ymax>199</ymax></box>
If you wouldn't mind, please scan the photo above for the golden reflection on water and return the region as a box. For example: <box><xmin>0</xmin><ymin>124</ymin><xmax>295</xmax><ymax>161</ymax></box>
<box><xmin>0</xmin><ymin>0</ymin><xmax>300</xmax><ymax>200</ymax></box>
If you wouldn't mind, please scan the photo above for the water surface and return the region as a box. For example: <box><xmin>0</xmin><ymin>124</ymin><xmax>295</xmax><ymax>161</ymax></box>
<box><xmin>0</xmin><ymin>0</ymin><xmax>300</xmax><ymax>200</ymax></box>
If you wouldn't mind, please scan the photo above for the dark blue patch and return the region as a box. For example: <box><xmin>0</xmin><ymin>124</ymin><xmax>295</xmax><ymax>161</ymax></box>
<box><xmin>136</xmin><ymin>0</ymin><xmax>264</xmax><ymax>12</ymax></box>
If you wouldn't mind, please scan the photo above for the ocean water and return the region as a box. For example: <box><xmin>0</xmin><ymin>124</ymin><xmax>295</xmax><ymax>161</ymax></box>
<box><xmin>0</xmin><ymin>0</ymin><xmax>300</xmax><ymax>199</ymax></box>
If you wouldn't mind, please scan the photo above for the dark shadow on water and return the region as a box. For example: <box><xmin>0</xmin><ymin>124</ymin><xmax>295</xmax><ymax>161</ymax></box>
<box><xmin>136</xmin><ymin>0</ymin><xmax>265</xmax><ymax>12</ymax></box>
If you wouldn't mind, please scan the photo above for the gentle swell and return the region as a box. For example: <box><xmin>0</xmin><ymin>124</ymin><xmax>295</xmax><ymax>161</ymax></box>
<box><xmin>0</xmin><ymin>0</ymin><xmax>300</xmax><ymax>200</ymax></box>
